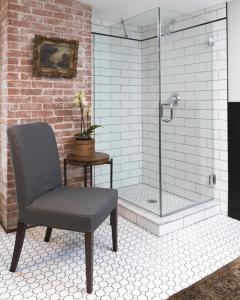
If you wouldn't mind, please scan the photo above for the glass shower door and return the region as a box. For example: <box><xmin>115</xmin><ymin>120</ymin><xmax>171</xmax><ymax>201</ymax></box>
<box><xmin>159</xmin><ymin>8</ymin><xmax>215</xmax><ymax>216</ymax></box>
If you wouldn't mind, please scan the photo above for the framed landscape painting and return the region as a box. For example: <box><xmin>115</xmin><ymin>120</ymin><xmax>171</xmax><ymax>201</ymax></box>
<box><xmin>33</xmin><ymin>35</ymin><xmax>79</xmax><ymax>78</ymax></box>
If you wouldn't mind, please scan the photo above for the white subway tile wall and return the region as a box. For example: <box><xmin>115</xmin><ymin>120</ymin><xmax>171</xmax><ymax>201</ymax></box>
<box><xmin>92</xmin><ymin>3</ymin><xmax>228</xmax><ymax>216</ymax></box>
<box><xmin>93</xmin><ymin>20</ymin><xmax>143</xmax><ymax>189</ymax></box>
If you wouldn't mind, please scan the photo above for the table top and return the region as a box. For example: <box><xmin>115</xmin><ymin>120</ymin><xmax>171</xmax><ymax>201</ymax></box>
<box><xmin>66</xmin><ymin>152</ymin><xmax>110</xmax><ymax>166</ymax></box>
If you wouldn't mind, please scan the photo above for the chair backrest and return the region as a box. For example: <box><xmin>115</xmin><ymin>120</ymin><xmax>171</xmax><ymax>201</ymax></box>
<box><xmin>8</xmin><ymin>122</ymin><xmax>62</xmax><ymax>210</ymax></box>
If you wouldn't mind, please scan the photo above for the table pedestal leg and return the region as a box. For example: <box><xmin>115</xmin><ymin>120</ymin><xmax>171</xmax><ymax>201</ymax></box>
<box><xmin>90</xmin><ymin>166</ymin><xmax>93</xmax><ymax>187</ymax></box>
<box><xmin>64</xmin><ymin>159</ymin><xmax>67</xmax><ymax>186</ymax></box>
<box><xmin>110</xmin><ymin>159</ymin><xmax>113</xmax><ymax>189</ymax></box>
<box><xmin>84</xmin><ymin>166</ymin><xmax>87</xmax><ymax>187</ymax></box>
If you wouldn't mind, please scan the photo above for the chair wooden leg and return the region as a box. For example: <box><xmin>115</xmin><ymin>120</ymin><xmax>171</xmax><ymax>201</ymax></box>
<box><xmin>111</xmin><ymin>207</ymin><xmax>118</xmax><ymax>252</ymax></box>
<box><xmin>10</xmin><ymin>222</ymin><xmax>27</xmax><ymax>272</ymax></box>
<box><xmin>44</xmin><ymin>227</ymin><xmax>52</xmax><ymax>242</ymax></box>
<box><xmin>110</xmin><ymin>212</ymin><xmax>113</xmax><ymax>226</ymax></box>
<box><xmin>85</xmin><ymin>231</ymin><xmax>94</xmax><ymax>293</ymax></box>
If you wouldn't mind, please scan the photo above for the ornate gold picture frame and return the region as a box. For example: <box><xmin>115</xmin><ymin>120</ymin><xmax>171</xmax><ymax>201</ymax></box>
<box><xmin>33</xmin><ymin>35</ymin><xmax>79</xmax><ymax>78</ymax></box>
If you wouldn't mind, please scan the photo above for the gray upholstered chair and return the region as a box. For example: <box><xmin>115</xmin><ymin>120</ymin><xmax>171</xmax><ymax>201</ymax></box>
<box><xmin>7</xmin><ymin>122</ymin><xmax>118</xmax><ymax>293</ymax></box>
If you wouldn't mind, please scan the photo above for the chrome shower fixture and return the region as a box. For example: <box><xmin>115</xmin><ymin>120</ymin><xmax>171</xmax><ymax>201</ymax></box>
<box><xmin>120</xmin><ymin>18</ymin><xmax>128</xmax><ymax>38</ymax></box>
<box><xmin>168</xmin><ymin>92</ymin><xmax>180</xmax><ymax>107</ymax></box>
<box><xmin>161</xmin><ymin>92</ymin><xmax>180</xmax><ymax>123</ymax></box>
<box><xmin>161</xmin><ymin>19</ymin><xmax>176</xmax><ymax>36</ymax></box>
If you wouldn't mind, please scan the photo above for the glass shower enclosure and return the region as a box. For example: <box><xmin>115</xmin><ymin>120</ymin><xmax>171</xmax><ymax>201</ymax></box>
<box><xmin>93</xmin><ymin>7</ymin><xmax>215</xmax><ymax>217</ymax></box>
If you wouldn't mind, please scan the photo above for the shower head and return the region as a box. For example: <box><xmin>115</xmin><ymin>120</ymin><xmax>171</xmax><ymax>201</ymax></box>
<box><xmin>161</xmin><ymin>19</ymin><xmax>176</xmax><ymax>36</ymax></box>
<box><xmin>120</xmin><ymin>18</ymin><xmax>128</xmax><ymax>38</ymax></box>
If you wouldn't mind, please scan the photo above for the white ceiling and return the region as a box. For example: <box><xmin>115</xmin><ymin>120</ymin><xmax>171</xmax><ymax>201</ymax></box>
<box><xmin>82</xmin><ymin>0</ymin><xmax>231</xmax><ymax>22</ymax></box>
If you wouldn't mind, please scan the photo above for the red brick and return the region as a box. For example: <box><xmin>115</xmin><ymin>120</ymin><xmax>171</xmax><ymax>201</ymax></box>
<box><xmin>54</xmin><ymin>11</ymin><xmax>73</xmax><ymax>21</ymax></box>
<box><xmin>43</xmin><ymin>89</ymin><xmax>63</xmax><ymax>96</ymax></box>
<box><xmin>32</xmin><ymin>111</ymin><xmax>54</xmax><ymax>118</ymax></box>
<box><xmin>54</xmin><ymin>123</ymin><xmax>73</xmax><ymax>130</ymax></box>
<box><xmin>8</xmin><ymin>81</ymin><xmax>31</xmax><ymax>88</ymax></box>
<box><xmin>8</xmin><ymin>19</ymin><xmax>31</xmax><ymax>28</ymax></box>
<box><xmin>32</xmin><ymin>82</ymin><xmax>53</xmax><ymax>88</ymax></box>
<box><xmin>20</xmin><ymin>103</ymin><xmax>42</xmax><ymax>110</ymax></box>
<box><xmin>21</xmin><ymin>0</ymin><xmax>43</xmax><ymax>9</ymax></box>
<box><xmin>44</xmin><ymin>3</ymin><xmax>64</xmax><ymax>13</ymax></box>
<box><xmin>20</xmin><ymin>88</ymin><xmax>42</xmax><ymax>95</ymax></box>
<box><xmin>8</xmin><ymin>4</ymin><xmax>32</xmax><ymax>14</ymax></box>
<box><xmin>8</xmin><ymin>50</ymin><xmax>28</xmax><ymax>57</ymax></box>
<box><xmin>54</xmin><ymin>82</ymin><xmax>73</xmax><ymax>89</ymax></box>
<box><xmin>8</xmin><ymin>88</ymin><xmax>19</xmax><ymax>95</ymax></box>
<box><xmin>32</xmin><ymin>96</ymin><xmax>54</xmax><ymax>103</ymax></box>
<box><xmin>32</xmin><ymin>8</ymin><xmax>53</xmax><ymax>17</ymax></box>
<box><xmin>20</xmin><ymin>58</ymin><xmax>32</xmax><ymax>65</ymax></box>
<box><xmin>43</xmin><ymin>103</ymin><xmax>63</xmax><ymax>110</ymax></box>
<box><xmin>8</xmin><ymin>111</ymin><xmax>32</xmax><ymax>118</ymax></box>
<box><xmin>8</xmin><ymin>58</ymin><xmax>19</xmax><ymax>65</ymax></box>
<box><xmin>54</xmin><ymin>0</ymin><xmax>74</xmax><ymax>8</ymax></box>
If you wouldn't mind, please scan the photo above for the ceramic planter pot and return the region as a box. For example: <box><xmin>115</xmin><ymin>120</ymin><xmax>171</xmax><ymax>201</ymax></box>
<box><xmin>72</xmin><ymin>138</ymin><xmax>95</xmax><ymax>157</ymax></box>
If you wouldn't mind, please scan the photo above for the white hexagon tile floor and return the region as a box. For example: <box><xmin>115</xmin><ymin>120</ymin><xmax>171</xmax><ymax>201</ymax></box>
<box><xmin>1</xmin><ymin>214</ymin><xmax>240</xmax><ymax>300</ymax></box>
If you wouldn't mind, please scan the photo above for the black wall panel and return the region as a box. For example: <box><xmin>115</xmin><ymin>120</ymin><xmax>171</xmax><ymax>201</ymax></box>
<box><xmin>228</xmin><ymin>102</ymin><xmax>240</xmax><ymax>220</ymax></box>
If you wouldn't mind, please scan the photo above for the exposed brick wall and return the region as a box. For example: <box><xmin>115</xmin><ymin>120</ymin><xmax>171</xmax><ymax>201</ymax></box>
<box><xmin>0</xmin><ymin>0</ymin><xmax>92</xmax><ymax>231</ymax></box>
<box><xmin>0</xmin><ymin>0</ymin><xmax>9</xmax><ymax>230</ymax></box>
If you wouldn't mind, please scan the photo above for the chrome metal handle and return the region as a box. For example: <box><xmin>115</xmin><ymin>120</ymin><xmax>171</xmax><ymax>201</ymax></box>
<box><xmin>161</xmin><ymin>103</ymin><xmax>174</xmax><ymax>123</ymax></box>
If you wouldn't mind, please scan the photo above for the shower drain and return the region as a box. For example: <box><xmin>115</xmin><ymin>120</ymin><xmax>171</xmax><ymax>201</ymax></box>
<box><xmin>147</xmin><ymin>199</ymin><xmax>158</xmax><ymax>204</ymax></box>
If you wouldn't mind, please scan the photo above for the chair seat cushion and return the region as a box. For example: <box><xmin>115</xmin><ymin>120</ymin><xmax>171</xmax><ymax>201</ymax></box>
<box><xmin>22</xmin><ymin>187</ymin><xmax>118</xmax><ymax>232</ymax></box>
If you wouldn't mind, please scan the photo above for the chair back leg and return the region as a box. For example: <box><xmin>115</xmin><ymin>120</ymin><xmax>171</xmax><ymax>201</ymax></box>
<box><xmin>111</xmin><ymin>207</ymin><xmax>118</xmax><ymax>252</ymax></box>
<box><xmin>44</xmin><ymin>227</ymin><xmax>53</xmax><ymax>242</ymax></box>
<box><xmin>85</xmin><ymin>231</ymin><xmax>94</xmax><ymax>293</ymax></box>
<box><xmin>10</xmin><ymin>222</ymin><xmax>27</xmax><ymax>272</ymax></box>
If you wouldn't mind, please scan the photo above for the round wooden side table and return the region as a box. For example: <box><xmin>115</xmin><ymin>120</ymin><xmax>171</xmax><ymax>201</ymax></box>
<box><xmin>64</xmin><ymin>152</ymin><xmax>113</xmax><ymax>188</ymax></box>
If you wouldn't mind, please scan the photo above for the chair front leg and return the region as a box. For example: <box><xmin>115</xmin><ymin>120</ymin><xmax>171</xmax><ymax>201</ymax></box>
<box><xmin>44</xmin><ymin>227</ymin><xmax>53</xmax><ymax>242</ymax></box>
<box><xmin>85</xmin><ymin>231</ymin><xmax>94</xmax><ymax>293</ymax></box>
<box><xmin>10</xmin><ymin>222</ymin><xmax>27</xmax><ymax>272</ymax></box>
<box><xmin>110</xmin><ymin>207</ymin><xmax>118</xmax><ymax>252</ymax></box>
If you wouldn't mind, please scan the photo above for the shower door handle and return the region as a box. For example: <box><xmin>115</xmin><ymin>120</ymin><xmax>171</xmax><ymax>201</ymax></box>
<box><xmin>161</xmin><ymin>103</ymin><xmax>174</xmax><ymax>123</ymax></box>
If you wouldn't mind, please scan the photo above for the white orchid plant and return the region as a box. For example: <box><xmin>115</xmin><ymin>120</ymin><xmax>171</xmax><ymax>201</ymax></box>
<box><xmin>74</xmin><ymin>91</ymin><xmax>101</xmax><ymax>140</ymax></box>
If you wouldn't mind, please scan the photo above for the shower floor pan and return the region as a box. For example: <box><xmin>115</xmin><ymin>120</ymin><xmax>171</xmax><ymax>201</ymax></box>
<box><xmin>118</xmin><ymin>184</ymin><xmax>220</xmax><ymax>236</ymax></box>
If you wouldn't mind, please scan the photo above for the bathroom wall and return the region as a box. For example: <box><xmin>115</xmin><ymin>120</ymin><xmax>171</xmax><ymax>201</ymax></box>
<box><xmin>228</xmin><ymin>0</ymin><xmax>240</xmax><ymax>220</ymax></box>
<box><xmin>228</xmin><ymin>0</ymin><xmax>240</xmax><ymax>103</ymax></box>
<box><xmin>0</xmin><ymin>0</ymin><xmax>8</xmax><ymax>228</ymax></box>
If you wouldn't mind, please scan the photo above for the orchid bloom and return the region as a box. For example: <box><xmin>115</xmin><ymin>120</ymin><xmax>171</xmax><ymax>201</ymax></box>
<box><xmin>74</xmin><ymin>90</ymin><xmax>101</xmax><ymax>140</ymax></box>
<box><xmin>74</xmin><ymin>91</ymin><xmax>87</xmax><ymax>107</ymax></box>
